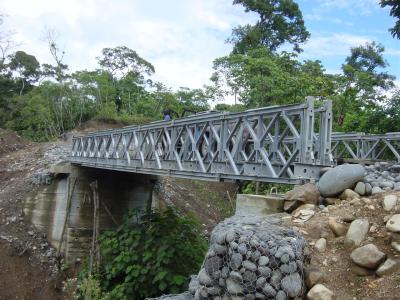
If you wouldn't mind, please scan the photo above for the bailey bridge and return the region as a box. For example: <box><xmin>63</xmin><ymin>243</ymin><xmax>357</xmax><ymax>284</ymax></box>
<box><xmin>69</xmin><ymin>97</ymin><xmax>400</xmax><ymax>184</ymax></box>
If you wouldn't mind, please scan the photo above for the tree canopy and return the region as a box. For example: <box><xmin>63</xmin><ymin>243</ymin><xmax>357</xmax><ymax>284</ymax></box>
<box><xmin>228</xmin><ymin>0</ymin><xmax>310</xmax><ymax>54</ymax></box>
<box><xmin>381</xmin><ymin>0</ymin><xmax>400</xmax><ymax>39</ymax></box>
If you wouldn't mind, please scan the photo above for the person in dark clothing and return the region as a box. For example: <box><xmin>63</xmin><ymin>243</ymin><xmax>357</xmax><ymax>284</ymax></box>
<box><xmin>163</xmin><ymin>109</ymin><xmax>172</xmax><ymax>121</ymax></box>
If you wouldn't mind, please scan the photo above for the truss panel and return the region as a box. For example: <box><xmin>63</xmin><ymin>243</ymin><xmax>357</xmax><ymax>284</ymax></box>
<box><xmin>69</xmin><ymin>98</ymin><xmax>333</xmax><ymax>184</ymax></box>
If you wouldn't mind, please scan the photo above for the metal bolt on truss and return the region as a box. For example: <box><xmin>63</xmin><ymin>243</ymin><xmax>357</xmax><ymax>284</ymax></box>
<box><xmin>69</xmin><ymin>97</ymin><xmax>334</xmax><ymax>184</ymax></box>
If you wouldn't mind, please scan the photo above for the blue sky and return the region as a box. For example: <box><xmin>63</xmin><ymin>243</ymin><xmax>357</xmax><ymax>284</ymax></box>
<box><xmin>0</xmin><ymin>0</ymin><xmax>399</xmax><ymax>97</ymax></box>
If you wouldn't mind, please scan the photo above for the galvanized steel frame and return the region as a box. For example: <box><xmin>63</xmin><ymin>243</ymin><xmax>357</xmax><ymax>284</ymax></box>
<box><xmin>331</xmin><ymin>132</ymin><xmax>400</xmax><ymax>162</ymax></box>
<box><xmin>69</xmin><ymin>97</ymin><xmax>333</xmax><ymax>184</ymax></box>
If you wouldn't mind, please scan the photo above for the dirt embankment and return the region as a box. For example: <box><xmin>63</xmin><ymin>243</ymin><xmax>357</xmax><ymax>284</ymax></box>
<box><xmin>0</xmin><ymin>129</ymin><xmax>68</xmax><ymax>299</ymax></box>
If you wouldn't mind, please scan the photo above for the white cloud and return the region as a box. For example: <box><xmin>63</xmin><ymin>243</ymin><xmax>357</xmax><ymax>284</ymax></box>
<box><xmin>316</xmin><ymin>0</ymin><xmax>381</xmax><ymax>15</ymax></box>
<box><xmin>302</xmin><ymin>33</ymin><xmax>372</xmax><ymax>57</ymax></box>
<box><xmin>0</xmin><ymin>0</ymin><xmax>250</xmax><ymax>90</ymax></box>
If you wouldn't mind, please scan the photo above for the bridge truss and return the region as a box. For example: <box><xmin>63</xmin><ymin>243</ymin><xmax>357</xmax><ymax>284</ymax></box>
<box><xmin>70</xmin><ymin>97</ymin><xmax>334</xmax><ymax>184</ymax></box>
<box><xmin>331</xmin><ymin>132</ymin><xmax>400</xmax><ymax>163</ymax></box>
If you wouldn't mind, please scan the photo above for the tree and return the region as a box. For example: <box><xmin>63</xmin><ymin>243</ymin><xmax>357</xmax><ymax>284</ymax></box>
<box><xmin>8</xmin><ymin>50</ymin><xmax>40</xmax><ymax>95</ymax></box>
<box><xmin>334</xmin><ymin>42</ymin><xmax>395</xmax><ymax>128</ymax></box>
<box><xmin>228</xmin><ymin>0</ymin><xmax>310</xmax><ymax>54</ymax></box>
<box><xmin>380</xmin><ymin>0</ymin><xmax>400</xmax><ymax>39</ymax></box>
<box><xmin>97</xmin><ymin>46</ymin><xmax>155</xmax><ymax>78</ymax></box>
<box><xmin>41</xmin><ymin>30</ymin><xmax>69</xmax><ymax>82</ymax></box>
<box><xmin>210</xmin><ymin>48</ymin><xmax>334</xmax><ymax>107</ymax></box>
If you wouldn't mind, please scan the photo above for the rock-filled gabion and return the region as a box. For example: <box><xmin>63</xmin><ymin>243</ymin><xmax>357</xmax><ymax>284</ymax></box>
<box><xmin>189</xmin><ymin>215</ymin><xmax>308</xmax><ymax>300</ymax></box>
<box><xmin>361</xmin><ymin>162</ymin><xmax>400</xmax><ymax>195</ymax></box>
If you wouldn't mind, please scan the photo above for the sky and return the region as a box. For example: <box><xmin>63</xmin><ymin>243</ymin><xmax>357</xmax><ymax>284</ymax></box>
<box><xmin>0</xmin><ymin>0</ymin><xmax>399</xmax><ymax>99</ymax></box>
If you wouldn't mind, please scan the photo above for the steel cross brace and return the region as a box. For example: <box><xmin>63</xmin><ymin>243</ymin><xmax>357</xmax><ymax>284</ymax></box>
<box><xmin>69</xmin><ymin>97</ymin><xmax>333</xmax><ymax>184</ymax></box>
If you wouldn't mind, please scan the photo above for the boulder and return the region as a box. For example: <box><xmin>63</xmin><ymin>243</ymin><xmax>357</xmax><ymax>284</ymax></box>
<box><xmin>383</xmin><ymin>195</ymin><xmax>398</xmax><ymax>212</ymax></box>
<box><xmin>285</xmin><ymin>183</ymin><xmax>320</xmax><ymax>205</ymax></box>
<box><xmin>345</xmin><ymin>219</ymin><xmax>369</xmax><ymax>248</ymax></box>
<box><xmin>376</xmin><ymin>258</ymin><xmax>400</xmax><ymax>276</ymax></box>
<box><xmin>386</xmin><ymin>214</ymin><xmax>400</xmax><ymax>233</ymax></box>
<box><xmin>328</xmin><ymin>217</ymin><xmax>348</xmax><ymax>237</ymax></box>
<box><xmin>307</xmin><ymin>284</ymin><xmax>334</xmax><ymax>300</ymax></box>
<box><xmin>318</xmin><ymin>164</ymin><xmax>365</xmax><ymax>197</ymax></box>
<box><xmin>350</xmin><ymin>244</ymin><xmax>386</xmax><ymax>269</ymax></box>
<box><xmin>339</xmin><ymin>189</ymin><xmax>360</xmax><ymax>200</ymax></box>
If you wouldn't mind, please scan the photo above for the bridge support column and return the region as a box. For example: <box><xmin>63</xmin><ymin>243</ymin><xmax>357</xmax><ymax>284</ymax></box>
<box><xmin>24</xmin><ymin>164</ymin><xmax>158</xmax><ymax>263</ymax></box>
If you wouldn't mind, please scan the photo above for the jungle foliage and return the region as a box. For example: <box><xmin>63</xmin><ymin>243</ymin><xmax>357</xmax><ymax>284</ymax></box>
<box><xmin>77</xmin><ymin>208</ymin><xmax>207</xmax><ymax>300</ymax></box>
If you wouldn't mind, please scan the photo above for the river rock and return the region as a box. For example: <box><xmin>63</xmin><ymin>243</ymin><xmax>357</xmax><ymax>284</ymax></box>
<box><xmin>204</xmin><ymin>256</ymin><xmax>223</xmax><ymax>274</ymax></box>
<box><xmin>328</xmin><ymin>217</ymin><xmax>348</xmax><ymax>237</ymax></box>
<box><xmin>371</xmin><ymin>186</ymin><xmax>384</xmax><ymax>195</ymax></box>
<box><xmin>350</xmin><ymin>265</ymin><xmax>374</xmax><ymax>276</ymax></box>
<box><xmin>350</xmin><ymin>244</ymin><xmax>386</xmax><ymax>269</ymax></box>
<box><xmin>281</xmin><ymin>273</ymin><xmax>302</xmax><ymax>298</ymax></box>
<box><xmin>391</xmin><ymin>241</ymin><xmax>400</xmax><ymax>252</ymax></box>
<box><xmin>276</xmin><ymin>290</ymin><xmax>287</xmax><ymax>300</ymax></box>
<box><xmin>318</xmin><ymin>164</ymin><xmax>365</xmax><ymax>197</ymax></box>
<box><xmin>230</xmin><ymin>253</ymin><xmax>243</xmax><ymax>270</ymax></box>
<box><xmin>307</xmin><ymin>284</ymin><xmax>334</xmax><ymax>300</ymax></box>
<box><xmin>226</xmin><ymin>278</ymin><xmax>243</xmax><ymax>295</ymax></box>
<box><xmin>345</xmin><ymin>219</ymin><xmax>369</xmax><ymax>248</ymax></box>
<box><xmin>376</xmin><ymin>258</ymin><xmax>400</xmax><ymax>276</ymax></box>
<box><xmin>258</xmin><ymin>256</ymin><xmax>269</xmax><ymax>266</ymax></box>
<box><xmin>365</xmin><ymin>183</ymin><xmax>372</xmax><ymax>195</ymax></box>
<box><xmin>262</xmin><ymin>283</ymin><xmax>277</xmax><ymax>298</ymax></box>
<box><xmin>386</xmin><ymin>214</ymin><xmax>400</xmax><ymax>232</ymax></box>
<box><xmin>285</xmin><ymin>183</ymin><xmax>320</xmax><ymax>205</ymax></box>
<box><xmin>314</xmin><ymin>238</ymin><xmax>327</xmax><ymax>253</ymax></box>
<box><xmin>340</xmin><ymin>189</ymin><xmax>360</xmax><ymax>200</ymax></box>
<box><xmin>305</xmin><ymin>266</ymin><xmax>324</xmax><ymax>288</ymax></box>
<box><xmin>198</xmin><ymin>269</ymin><xmax>213</xmax><ymax>285</ymax></box>
<box><xmin>383</xmin><ymin>195</ymin><xmax>398</xmax><ymax>211</ymax></box>
<box><xmin>354</xmin><ymin>182</ymin><xmax>366</xmax><ymax>196</ymax></box>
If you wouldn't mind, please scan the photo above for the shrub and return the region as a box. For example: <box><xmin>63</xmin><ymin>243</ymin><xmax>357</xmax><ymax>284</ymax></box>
<box><xmin>78</xmin><ymin>208</ymin><xmax>207</xmax><ymax>300</ymax></box>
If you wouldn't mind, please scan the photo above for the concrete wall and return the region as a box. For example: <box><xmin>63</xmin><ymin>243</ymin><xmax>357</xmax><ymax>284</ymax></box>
<box><xmin>24</xmin><ymin>166</ymin><xmax>157</xmax><ymax>262</ymax></box>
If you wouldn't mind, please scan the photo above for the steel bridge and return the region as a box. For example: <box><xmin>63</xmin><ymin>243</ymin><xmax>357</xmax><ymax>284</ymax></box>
<box><xmin>69</xmin><ymin>97</ymin><xmax>400</xmax><ymax>184</ymax></box>
<box><xmin>70</xmin><ymin>97</ymin><xmax>333</xmax><ymax>184</ymax></box>
<box><xmin>331</xmin><ymin>132</ymin><xmax>400</xmax><ymax>163</ymax></box>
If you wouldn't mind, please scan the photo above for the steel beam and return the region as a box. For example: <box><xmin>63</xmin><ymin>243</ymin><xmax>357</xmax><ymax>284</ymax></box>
<box><xmin>69</xmin><ymin>98</ymin><xmax>333</xmax><ymax>184</ymax></box>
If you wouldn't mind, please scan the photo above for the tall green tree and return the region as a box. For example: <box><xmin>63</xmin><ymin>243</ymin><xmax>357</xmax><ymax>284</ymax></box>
<box><xmin>380</xmin><ymin>0</ymin><xmax>400</xmax><ymax>38</ymax></box>
<box><xmin>228</xmin><ymin>0</ymin><xmax>310</xmax><ymax>54</ymax></box>
<box><xmin>335</xmin><ymin>42</ymin><xmax>395</xmax><ymax>128</ymax></box>
<box><xmin>210</xmin><ymin>48</ymin><xmax>334</xmax><ymax>107</ymax></box>
<box><xmin>8</xmin><ymin>50</ymin><xmax>40</xmax><ymax>95</ymax></box>
<box><xmin>97</xmin><ymin>46</ymin><xmax>155</xmax><ymax>78</ymax></box>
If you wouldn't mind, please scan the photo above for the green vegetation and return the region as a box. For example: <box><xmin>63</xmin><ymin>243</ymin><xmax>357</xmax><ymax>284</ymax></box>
<box><xmin>1</xmin><ymin>0</ymin><xmax>399</xmax><ymax>141</ymax></box>
<box><xmin>77</xmin><ymin>208</ymin><xmax>207</xmax><ymax>300</ymax></box>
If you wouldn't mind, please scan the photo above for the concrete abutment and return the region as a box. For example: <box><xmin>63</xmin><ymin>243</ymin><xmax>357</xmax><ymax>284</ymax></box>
<box><xmin>24</xmin><ymin>164</ymin><xmax>158</xmax><ymax>263</ymax></box>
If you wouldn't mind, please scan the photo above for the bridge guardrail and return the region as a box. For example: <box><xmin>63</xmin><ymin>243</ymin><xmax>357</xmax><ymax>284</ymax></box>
<box><xmin>70</xmin><ymin>97</ymin><xmax>333</xmax><ymax>184</ymax></box>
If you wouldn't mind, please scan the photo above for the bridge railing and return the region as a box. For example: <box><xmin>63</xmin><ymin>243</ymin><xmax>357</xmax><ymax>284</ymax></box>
<box><xmin>70</xmin><ymin>97</ymin><xmax>333</xmax><ymax>183</ymax></box>
<box><xmin>331</xmin><ymin>132</ymin><xmax>400</xmax><ymax>162</ymax></box>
